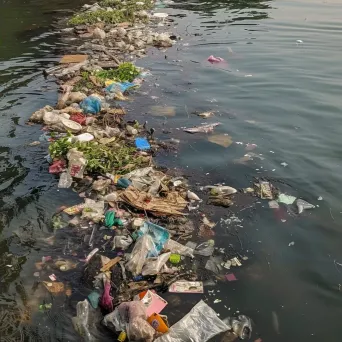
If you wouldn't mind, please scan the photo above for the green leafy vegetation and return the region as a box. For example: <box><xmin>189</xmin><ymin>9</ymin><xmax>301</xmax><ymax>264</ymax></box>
<box><xmin>49</xmin><ymin>135</ymin><xmax>72</xmax><ymax>158</ymax></box>
<box><xmin>72</xmin><ymin>63</ymin><xmax>140</xmax><ymax>91</ymax></box>
<box><xmin>49</xmin><ymin>137</ymin><xmax>146</xmax><ymax>174</ymax></box>
<box><xmin>69</xmin><ymin>9</ymin><xmax>127</xmax><ymax>26</ymax></box>
<box><xmin>100</xmin><ymin>0</ymin><xmax>154</xmax><ymax>11</ymax></box>
<box><xmin>68</xmin><ymin>0</ymin><xmax>154</xmax><ymax>26</ymax></box>
<box><xmin>95</xmin><ymin>63</ymin><xmax>140</xmax><ymax>82</ymax></box>
<box><xmin>52</xmin><ymin>215</ymin><xmax>65</xmax><ymax>230</ymax></box>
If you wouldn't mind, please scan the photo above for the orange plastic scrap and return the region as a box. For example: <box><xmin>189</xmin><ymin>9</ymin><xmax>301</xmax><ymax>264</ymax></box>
<box><xmin>60</xmin><ymin>55</ymin><xmax>88</xmax><ymax>64</ymax></box>
<box><xmin>43</xmin><ymin>281</ymin><xmax>65</xmax><ymax>294</ymax></box>
<box><xmin>120</xmin><ymin>186</ymin><xmax>187</xmax><ymax>216</ymax></box>
<box><xmin>100</xmin><ymin>256</ymin><xmax>122</xmax><ymax>272</ymax></box>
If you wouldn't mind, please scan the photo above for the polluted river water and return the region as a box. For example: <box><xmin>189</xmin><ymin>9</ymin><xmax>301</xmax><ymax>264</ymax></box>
<box><xmin>1</xmin><ymin>0</ymin><xmax>342</xmax><ymax>341</ymax></box>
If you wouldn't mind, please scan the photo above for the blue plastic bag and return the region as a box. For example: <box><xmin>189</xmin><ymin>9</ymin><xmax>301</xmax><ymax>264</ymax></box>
<box><xmin>135</xmin><ymin>137</ymin><xmax>151</xmax><ymax>150</ymax></box>
<box><xmin>136</xmin><ymin>221</ymin><xmax>170</xmax><ymax>257</ymax></box>
<box><xmin>80</xmin><ymin>96</ymin><xmax>101</xmax><ymax>114</ymax></box>
<box><xmin>105</xmin><ymin>82</ymin><xmax>138</xmax><ymax>93</ymax></box>
<box><xmin>87</xmin><ymin>291</ymin><xmax>101</xmax><ymax>309</ymax></box>
<box><xmin>117</xmin><ymin>178</ymin><xmax>131</xmax><ymax>188</ymax></box>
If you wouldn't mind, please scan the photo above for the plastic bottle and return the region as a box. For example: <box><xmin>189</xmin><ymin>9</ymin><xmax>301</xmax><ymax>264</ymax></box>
<box><xmin>147</xmin><ymin>313</ymin><xmax>169</xmax><ymax>333</ymax></box>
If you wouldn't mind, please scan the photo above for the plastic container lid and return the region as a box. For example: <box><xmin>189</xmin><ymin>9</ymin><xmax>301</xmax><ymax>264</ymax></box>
<box><xmin>60</xmin><ymin>118</ymin><xmax>82</xmax><ymax>133</ymax></box>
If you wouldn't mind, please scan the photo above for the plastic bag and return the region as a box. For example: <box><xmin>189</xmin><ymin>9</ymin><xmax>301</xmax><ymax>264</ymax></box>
<box><xmin>82</xmin><ymin>199</ymin><xmax>105</xmax><ymax>223</ymax></box>
<box><xmin>71</xmin><ymin>133</ymin><xmax>94</xmax><ymax>143</ymax></box>
<box><xmin>207</xmin><ymin>55</ymin><xmax>225</xmax><ymax>63</ymax></box>
<box><xmin>80</xmin><ymin>96</ymin><xmax>101</xmax><ymax>114</ymax></box>
<box><xmin>205</xmin><ymin>256</ymin><xmax>223</xmax><ymax>274</ymax></box>
<box><xmin>92</xmin><ymin>179</ymin><xmax>111</xmax><ymax>192</ymax></box>
<box><xmin>58</xmin><ymin>171</ymin><xmax>73</xmax><ymax>188</ymax></box>
<box><xmin>100</xmin><ymin>280</ymin><xmax>113</xmax><ymax>312</ymax></box>
<box><xmin>103</xmin><ymin>301</ymin><xmax>155</xmax><ymax>341</ymax></box>
<box><xmin>154</xmin><ymin>300</ymin><xmax>229</xmax><ymax>342</ymax></box>
<box><xmin>126</xmin><ymin>235</ymin><xmax>158</xmax><ymax>275</ymax></box>
<box><xmin>142</xmin><ymin>252</ymin><xmax>171</xmax><ymax>276</ymax></box>
<box><xmin>103</xmin><ymin>306</ymin><xmax>126</xmax><ymax>332</ymax></box>
<box><xmin>104</xmin><ymin>192</ymin><xmax>118</xmax><ymax>202</ymax></box>
<box><xmin>194</xmin><ymin>240</ymin><xmax>215</xmax><ymax>257</ymax></box>
<box><xmin>222</xmin><ymin>315</ymin><xmax>252</xmax><ymax>340</ymax></box>
<box><xmin>296</xmin><ymin>199</ymin><xmax>315</xmax><ymax>214</ymax></box>
<box><xmin>137</xmin><ymin>221</ymin><xmax>170</xmax><ymax>257</ymax></box>
<box><xmin>72</xmin><ymin>299</ymin><xmax>101</xmax><ymax>342</ymax></box>
<box><xmin>49</xmin><ymin>159</ymin><xmax>66</xmax><ymax>174</ymax></box>
<box><xmin>127</xmin><ymin>317</ymin><xmax>155</xmax><ymax>342</ymax></box>
<box><xmin>70</xmin><ymin>112</ymin><xmax>87</xmax><ymax>125</ymax></box>
<box><xmin>43</xmin><ymin>111</ymin><xmax>61</xmax><ymax>125</ymax></box>
<box><xmin>105</xmin><ymin>81</ymin><xmax>138</xmax><ymax>93</ymax></box>
<box><xmin>112</xmin><ymin>235</ymin><xmax>133</xmax><ymax>250</ymax></box>
<box><xmin>88</xmin><ymin>291</ymin><xmax>101</xmax><ymax>309</ymax></box>
<box><xmin>67</xmin><ymin>148</ymin><xmax>87</xmax><ymax>178</ymax></box>
<box><xmin>105</xmin><ymin>210</ymin><xmax>123</xmax><ymax>227</ymax></box>
<box><xmin>164</xmin><ymin>239</ymin><xmax>194</xmax><ymax>258</ymax></box>
<box><xmin>135</xmin><ymin>137</ymin><xmax>151</xmax><ymax>150</ymax></box>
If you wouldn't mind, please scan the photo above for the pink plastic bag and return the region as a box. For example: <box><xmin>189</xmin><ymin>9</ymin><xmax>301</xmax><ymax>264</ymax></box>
<box><xmin>207</xmin><ymin>55</ymin><xmax>225</xmax><ymax>63</ymax></box>
<box><xmin>100</xmin><ymin>280</ymin><xmax>113</xmax><ymax>312</ymax></box>
<box><xmin>49</xmin><ymin>159</ymin><xmax>66</xmax><ymax>174</ymax></box>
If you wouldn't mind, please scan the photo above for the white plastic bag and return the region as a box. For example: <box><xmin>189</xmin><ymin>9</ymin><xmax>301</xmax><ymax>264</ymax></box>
<box><xmin>71</xmin><ymin>133</ymin><xmax>94</xmax><ymax>143</ymax></box>
<box><xmin>58</xmin><ymin>171</ymin><xmax>72</xmax><ymax>188</ymax></box>
<box><xmin>103</xmin><ymin>301</ymin><xmax>155</xmax><ymax>342</ymax></box>
<box><xmin>126</xmin><ymin>235</ymin><xmax>157</xmax><ymax>275</ymax></box>
<box><xmin>43</xmin><ymin>111</ymin><xmax>61</xmax><ymax>125</ymax></box>
<box><xmin>164</xmin><ymin>239</ymin><xmax>194</xmax><ymax>258</ymax></box>
<box><xmin>82</xmin><ymin>199</ymin><xmax>105</xmax><ymax>223</ymax></box>
<box><xmin>154</xmin><ymin>300</ymin><xmax>229</xmax><ymax>342</ymax></box>
<box><xmin>104</xmin><ymin>192</ymin><xmax>118</xmax><ymax>202</ymax></box>
<box><xmin>142</xmin><ymin>252</ymin><xmax>171</xmax><ymax>276</ymax></box>
<box><xmin>194</xmin><ymin>240</ymin><xmax>215</xmax><ymax>257</ymax></box>
<box><xmin>67</xmin><ymin>148</ymin><xmax>87</xmax><ymax>178</ymax></box>
<box><xmin>127</xmin><ymin>317</ymin><xmax>155</xmax><ymax>342</ymax></box>
<box><xmin>112</xmin><ymin>235</ymin><xmax>133</xmax><ymax>250</ymax></box>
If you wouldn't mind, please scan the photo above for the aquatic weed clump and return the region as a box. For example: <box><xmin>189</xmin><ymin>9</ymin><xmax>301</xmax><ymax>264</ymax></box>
<box><xmin>49</xmin><ymin>138</ymin><xmax>146</xmax><ymax>174</ymax></box>
<box><xmin>100</xmin><ymin>0</ymin><xmax>154</xmax><ymax>11</ymax></box>
<box><xmin>68</xmin><ymin>9</ymin><xmax>127</xmax><ymax>25</ymax></box>
<box><xmin>72</xmin><ymin>63</ymin><xmax>141</xmax><ymax>91</ymax></box>
<box><xmin>68</xmin><ymin>0</ymin><xmax>154</xmax><ymax>25</ymax></box>
<box><xmin>95</xmin><ymin>63</ymin><xmax>140</xmax><ymax>82</ymax></box>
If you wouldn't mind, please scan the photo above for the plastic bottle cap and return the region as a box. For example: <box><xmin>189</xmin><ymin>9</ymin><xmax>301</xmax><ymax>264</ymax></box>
<box><xmin>169</xmin><ymin>254</ymin><xmax>181</xmax><ymax>264</ymax></box>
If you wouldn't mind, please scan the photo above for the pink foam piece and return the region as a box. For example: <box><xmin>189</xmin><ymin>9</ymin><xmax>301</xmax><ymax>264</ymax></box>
<box><xmin>225</xmin><ymin>273</ymin><xmax>237</xmax><ymax>281</ymax></box>
<box><xmin>207</xmin><ymin>55</ymin><xmax>225</xmax><ymax>63</ymax></box>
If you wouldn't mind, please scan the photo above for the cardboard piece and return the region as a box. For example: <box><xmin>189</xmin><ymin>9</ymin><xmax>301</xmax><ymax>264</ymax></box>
<box><xmin>60</xmin><ymin>55</ymin><xmax>88</xmax><ymax>64</ymax></box>
<box><xmin>135</xmin><ymin>290</ymin><xmax>168</xmax><ymax>317</ymax></box>
<box><xmin>168</xmin><ymin>281</ymin><xmax>204</xmax><ymax>293</ymax></box>
<box><xmin>100</xmin><ymin>256</ymin><xmax>122</xmax><ymax>272</ymax></box>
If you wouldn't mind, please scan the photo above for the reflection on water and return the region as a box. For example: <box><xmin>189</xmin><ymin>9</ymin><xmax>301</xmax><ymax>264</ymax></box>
<box><xmin>1</xmin><ymin>0</ymin><xmax>342</xmax><ymax>340</ymax></box>
<box><xmin>172</xmin><ymin>0</ymin><xmax>271</xmax><ymax>21</ymax></box>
